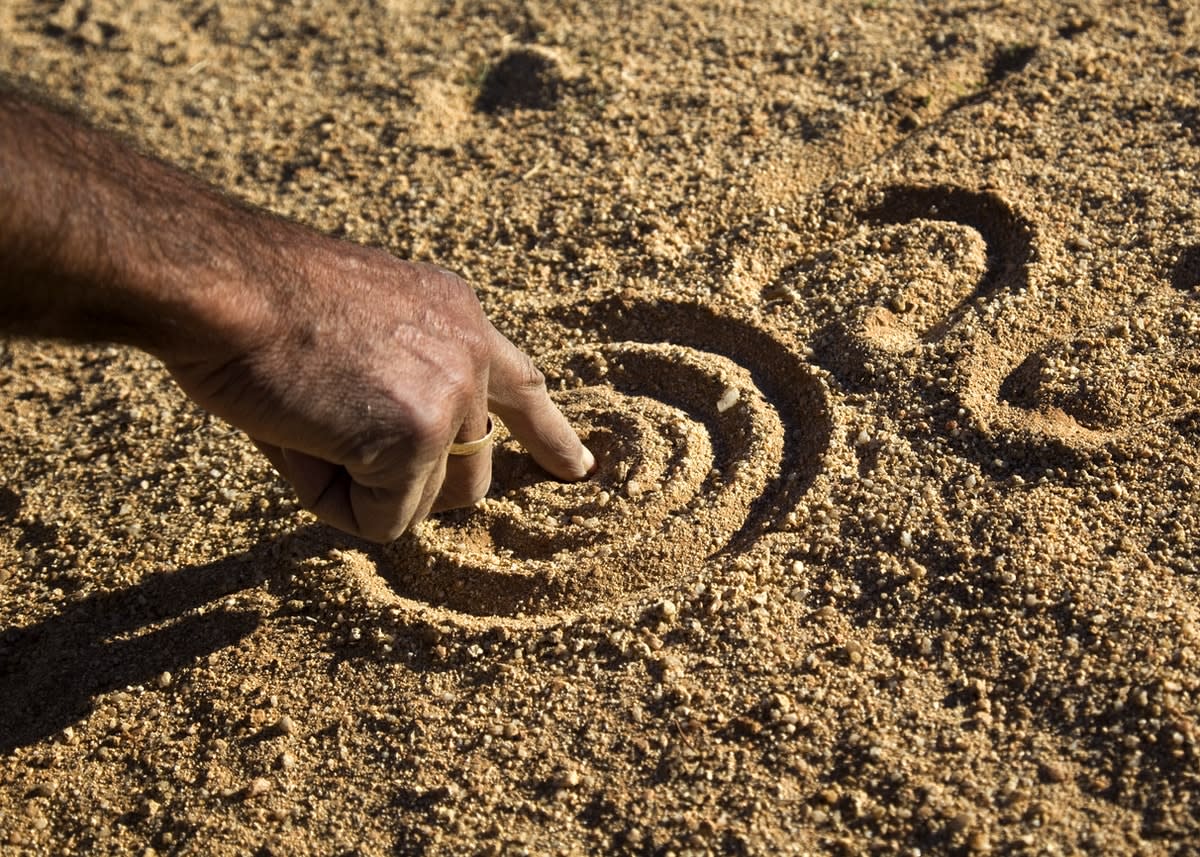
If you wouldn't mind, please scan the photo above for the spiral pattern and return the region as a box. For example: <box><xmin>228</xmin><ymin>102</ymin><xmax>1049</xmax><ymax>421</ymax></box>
<box><xmin>381</xmin><ymin>298</ymin><xmax>835</xmax><ymax>623</ymax></box>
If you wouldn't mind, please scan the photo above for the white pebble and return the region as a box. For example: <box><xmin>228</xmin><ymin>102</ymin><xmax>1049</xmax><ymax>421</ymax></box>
<box><xmin>716</xmin><ymin>386</ymin><xmax>740</xmax><ymax>413</ymax></box>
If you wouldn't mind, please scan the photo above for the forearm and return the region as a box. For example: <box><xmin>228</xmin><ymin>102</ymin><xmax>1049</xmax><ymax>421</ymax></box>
<box><xmin>0</xmin><ymin>85</ymin><xmax>593</xmax><ymax>541</ymax></box>
<box><xmin>0</xmin><ymin>85</ymin><xmax>277</xmax><ymax>361</ymax></box>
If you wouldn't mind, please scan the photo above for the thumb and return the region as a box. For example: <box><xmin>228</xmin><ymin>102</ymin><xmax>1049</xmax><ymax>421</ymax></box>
<box><xmin>485</xmin><ymin>324</ymin><xmax>594</xmax><ymax>480</ymax></box>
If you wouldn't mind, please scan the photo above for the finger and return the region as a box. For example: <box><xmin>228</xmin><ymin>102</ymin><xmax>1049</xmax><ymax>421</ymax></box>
<box><xmin>405</xmin><ymin>451</ymin><xmax>449</xmax><ymax>524</ymax></box>
<box><xmin>252</xmin><ymin>439</ymin><xmax>368</xmax><ymax>534</ymax></box>
<box><xmin>486</xmin><ymin>324</ymin><xmax>594</xmax><ymax>481</ymax></box>
<box><xmin>345</xmin><ymin>470</ymin><xmax>442</xmax><ymax>541</ymax></box>
<box><xmin>433</xmin><ymin>378</ymin><xmax>493</xmax><ymax>513</ymax></box>
<box><xmin>279</xmin><ymin>448</ymin><xmax>360</xmax><ymax>535</ymax></box>
<box><xmin>281</xmin><ymin>447</ymin><xmax>434</xmax><ymax>542</ymax></box>
<box><xmin>342</xmin><ymin>430</ymin><xmax>455</xmax><ymax>540</ymax></box>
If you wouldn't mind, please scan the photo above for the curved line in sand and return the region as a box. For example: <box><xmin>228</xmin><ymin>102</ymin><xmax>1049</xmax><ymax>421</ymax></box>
<box><xmin>367</xmin><ymin>298</ymin><xmax>838</xmax><ymax>627</ymax></box>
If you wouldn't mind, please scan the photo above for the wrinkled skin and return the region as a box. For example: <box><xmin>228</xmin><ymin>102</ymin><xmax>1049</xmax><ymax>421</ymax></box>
<box><xmin>0</xmin><ymin>85</ymin><xmax>593</xmax><ymax>542</ymax></box>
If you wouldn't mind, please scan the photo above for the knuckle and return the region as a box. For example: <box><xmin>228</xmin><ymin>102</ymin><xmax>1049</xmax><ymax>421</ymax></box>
<box><xmin>431</xmin><ymin>271</ymin><xmax>491</xmax><ymax>352</ymax></box>
<box><xmin>337</xmin><ymin>436</ymin><xmax>388</xmax><ymax>474</ymax></box>
<box><xmin>396</xmin><ymin>401</ymin><xmax>453</xmax><ymax>459</ymax></box>
<box><xmin>382</xmin><ymin>373</ymin><xmax>476</xmax><ymax>463</ymax></box>
<box><xmin>462</xmin><ymin>327</ymin><xmax>492</xmax><ymax>367</ymax></box>
<box><xmin>424</xmin><ymin>264</ymin><xmax>483</xmax><ymax>314</ymax></box>
<box><xmin>444</xmin><ymin>271</ymin><xmax>478</xmax><ymax>304</ymax></box>
<box><xmin>442</xmin><ymin>357</ymin><xmax>480</xmax><ymax>402</ymax></box>
<box><xmin>512</xmin><ymin>353</ymin><xmax>548</xmax><ymax>396</ymax></box>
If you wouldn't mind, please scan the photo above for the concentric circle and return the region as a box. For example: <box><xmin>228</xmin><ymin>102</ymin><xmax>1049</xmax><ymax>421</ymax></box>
<box><xmin>379</xmin><ymin>298</ymin><xmax>837</xmax><ymax>624</ymax></box>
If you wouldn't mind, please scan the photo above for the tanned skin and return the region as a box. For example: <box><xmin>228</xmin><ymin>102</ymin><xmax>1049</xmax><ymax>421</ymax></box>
<box><xmin>0</xmin><ymin>86</ymin><xmax>594</xmax><ymax>542</ymax></box>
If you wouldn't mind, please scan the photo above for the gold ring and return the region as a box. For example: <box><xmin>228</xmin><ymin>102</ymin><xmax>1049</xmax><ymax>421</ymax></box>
<box><xmin>447</xmin><ymin>417</ymin><xmax>495</xmax><ymax>457</ymax></box>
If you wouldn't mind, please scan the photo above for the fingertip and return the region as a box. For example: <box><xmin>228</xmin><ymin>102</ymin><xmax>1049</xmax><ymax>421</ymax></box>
<box><xmin>535</xmin><ymin>437</ymin><xmax>594</xmax><ymax>482</ymax></box>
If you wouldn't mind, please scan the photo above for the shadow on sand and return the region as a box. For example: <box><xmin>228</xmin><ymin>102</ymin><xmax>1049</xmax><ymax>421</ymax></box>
<box><xmin>0</xmin><ymin>524</ymin><xmax>374</xmax><ymax>754</ymax></box>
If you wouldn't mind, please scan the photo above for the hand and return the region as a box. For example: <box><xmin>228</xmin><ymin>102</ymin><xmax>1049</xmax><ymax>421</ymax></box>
<box><xmin>0</xmin><ymin>86</ymin><xmax>592</xmax><ymax>542</ymax></box>
<box><xmin>165</xmin><ymin>232</ymin><xmax>593</xmax><ymax>543</ymax></box>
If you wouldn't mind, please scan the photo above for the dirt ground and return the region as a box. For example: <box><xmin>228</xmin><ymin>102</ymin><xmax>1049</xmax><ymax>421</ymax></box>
<box><xmin>2</xmin><ymin>0</ymin><xmax>1200</xmax><ymax>854</ymax></box>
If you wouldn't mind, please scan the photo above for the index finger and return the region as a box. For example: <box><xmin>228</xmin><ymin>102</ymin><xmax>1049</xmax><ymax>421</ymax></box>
<box><xmin>485</xmin><ymin>324</ymin><xmax>594</xmax><ymax>481</ymax></box>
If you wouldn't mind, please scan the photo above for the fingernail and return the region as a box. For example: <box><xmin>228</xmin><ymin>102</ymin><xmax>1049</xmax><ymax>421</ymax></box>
<box><xmin>580</xmin><ymin>446</ymin><xmax>596</xmax><ymax>478</ymax></box>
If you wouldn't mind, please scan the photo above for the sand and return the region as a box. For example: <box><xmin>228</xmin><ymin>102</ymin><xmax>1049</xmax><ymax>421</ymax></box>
<box><xmin>2</xmin><ymin>0</ymin><xmax>1199</xmax><ymax>853</ymax></box>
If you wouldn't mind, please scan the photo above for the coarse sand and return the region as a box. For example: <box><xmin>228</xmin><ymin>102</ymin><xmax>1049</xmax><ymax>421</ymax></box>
<box><xmin>2</xmin><ymin>0</ymin><xmax>1200</xmax><ymax>853</ymax></box>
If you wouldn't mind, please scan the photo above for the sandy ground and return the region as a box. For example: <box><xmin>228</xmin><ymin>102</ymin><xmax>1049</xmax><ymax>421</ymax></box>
<box><xmin>2</xmin><ymin>0</ymin><xmax>1200</xmax><ymax>854</ymax></box>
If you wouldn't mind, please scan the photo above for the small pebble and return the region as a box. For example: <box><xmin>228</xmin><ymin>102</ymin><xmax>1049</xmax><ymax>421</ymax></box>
<box><xmin>967</xmin><ymin>831</ymin><xmax>992</xmax><ymax>852</ymax></box>
<box><xmin>1038</xmin><ymin>760</ymin><xmax>1069</xmax><ymax>783</ymax></box>
<box><xmin>245</xmin><ymin>777</ymin><xmax>272</xmax><ymax>799</ymax></box>
<box><xmin>947</xmin><ymin>811</ymin><xmax>973</xmax><ymax>834</ymax></box>
<box><xmin>716</xmin><ymin>386</ymin><xmax>740</xmax><ymax>413</ymax></box>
